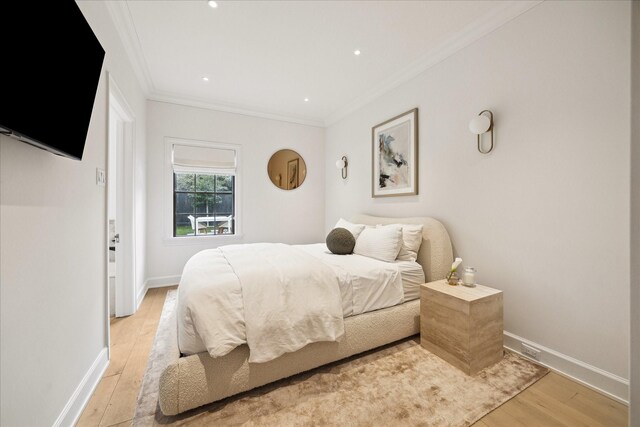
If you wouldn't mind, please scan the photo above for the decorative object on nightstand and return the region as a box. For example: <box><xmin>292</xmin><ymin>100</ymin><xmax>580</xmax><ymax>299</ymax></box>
<box><xmin>463</xmin><ymin>267</ymin><xmax>476</xmax><ymax>287</ymax></box>
<box><xmin>446</xmin><ymin>272</ymin><xmax>459</xmax><ymax>286</ymax></box>
<box><xmin>446</xmin><ymin>257</ymin><xmax>463</xmax><ymax>285</ymax></box>
<box><xmin>420</xmin><ymin>280</ymin><xmax>503</xmax><ymax>375</ymax></box>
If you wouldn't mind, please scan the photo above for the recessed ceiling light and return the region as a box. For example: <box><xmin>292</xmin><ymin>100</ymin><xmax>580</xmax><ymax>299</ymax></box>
<box><xmin>202</xmin><ymin>76</ymin><xmax>210</xmax><ymax>82</ymax></box>
<box><xmin>304</xmin><ymin>98</ymin><xmax>309</xmax><ymax>102</ymax></box>
<box><xmin>354</xmin><ymin>49</ymin><xmax>361</xmax><ymax>56</ymax></box>
<box><xmin>207</xmin><ymin>1</ymin><xmax>218</xmax><ymax>8</ymax></box>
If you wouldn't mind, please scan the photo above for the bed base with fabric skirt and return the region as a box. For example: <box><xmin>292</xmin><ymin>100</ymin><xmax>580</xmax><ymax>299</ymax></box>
<box><xmin>158</xmin><ymin>215</ymin><xmax>453</xmax><ymax>415</ymax></box>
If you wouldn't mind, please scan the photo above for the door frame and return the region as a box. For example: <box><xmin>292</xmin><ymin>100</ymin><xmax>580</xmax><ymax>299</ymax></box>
<box><xmin>107</xmin><ymin>74</ymin><xmax>137</xmax><ymax>322</ymax></box>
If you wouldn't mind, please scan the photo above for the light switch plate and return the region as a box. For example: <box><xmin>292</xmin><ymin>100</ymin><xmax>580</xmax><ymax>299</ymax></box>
<box><xmin>96</xmin><ymin>168</ymin><xmax>106</xmax><ymax>187</ymax></box>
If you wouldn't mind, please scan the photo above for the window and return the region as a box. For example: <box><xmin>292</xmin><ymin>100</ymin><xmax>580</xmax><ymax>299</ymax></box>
<box><xmin>169</xmin><ymin>140</ymin><xmax>238</xmax><ymax>238</ymax></box>
<box><xmin>174</xmin><ymin>173</ymin><xmax>235</xmax><ymax>236</ymax></box>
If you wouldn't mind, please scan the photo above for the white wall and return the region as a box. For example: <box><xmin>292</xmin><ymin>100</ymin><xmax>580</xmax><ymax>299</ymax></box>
<box><xmin>326</xmin><ymin>0</ymin><xmax>630</xmax><ymax>390</ymax></box>
<box><xmin>0</xmin><ymin>2</ymin><xmax>147</xmax><ymax>425</ymax></box>
<box><xmin>630</xmin><ymin>1</ymin><xmax>639</xmax><ymax>424</ymax></box>
<box><xmin>80</xmin><ymin>2</ymin><xmax>148</xmax><ymax>307</ymax></box>
<box><xmin>145</xmin><ymin>101</ymin><xmax>325</xmax><ymax>282</ymax></box>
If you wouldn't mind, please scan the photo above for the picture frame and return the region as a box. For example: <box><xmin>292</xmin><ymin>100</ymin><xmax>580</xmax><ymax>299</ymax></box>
<box><xmin>371</xmin><ymin>108</ymin><xmax>418</xmax><ymax>198</ymax></box>
<box><xmin>287</xmin><ymin>158</ymin><xmax>299</xmax><ymax>190</ymax></box>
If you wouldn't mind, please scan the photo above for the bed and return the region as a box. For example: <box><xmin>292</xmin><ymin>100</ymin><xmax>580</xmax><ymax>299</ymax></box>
<box><xmin>158</xmin><ymin>214</ymin><xmax>453</xmax><ymax>415</ymax></box>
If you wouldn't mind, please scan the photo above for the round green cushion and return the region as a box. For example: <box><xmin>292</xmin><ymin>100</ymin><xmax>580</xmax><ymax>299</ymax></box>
<box><xmin>326</xmin><ymin>227</ymin><xmax>355</xmax><ymax>255</ymax></box>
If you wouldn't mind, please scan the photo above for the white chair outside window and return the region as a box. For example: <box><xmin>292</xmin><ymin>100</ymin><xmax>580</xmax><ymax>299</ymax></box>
<box><xmin>187</xmin><ymin>215</ymin><xmax>207</xmax><ymax>235</ymax></box>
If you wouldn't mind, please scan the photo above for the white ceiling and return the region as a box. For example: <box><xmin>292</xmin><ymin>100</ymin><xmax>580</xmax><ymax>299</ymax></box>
<box><xmin>110</xmin><ymin>1</ymin><xmax>539</xmax><ymax>126</ymax></box>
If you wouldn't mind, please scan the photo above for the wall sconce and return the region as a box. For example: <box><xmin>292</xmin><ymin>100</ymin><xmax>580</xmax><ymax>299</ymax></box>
<box><xmin>469</xmin><ymin>110</ymin><xmax>494</xmax><ymax>154</ymax></box>
<box><xmin>335</xmin><ymin>156</ymin><xmax>348</xmax><ymax>179</ymax></box>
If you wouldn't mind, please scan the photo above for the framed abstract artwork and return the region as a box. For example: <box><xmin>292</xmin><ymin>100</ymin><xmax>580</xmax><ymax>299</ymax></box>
<box><xmin>287</xmin><ymin>158</ymin><xmax>299</xmax><ymax>190</ymax></box>
<box><xmin>371</xmin><ymin>108</ymin><xmax>418</xmax><ymax>197</ymax></box>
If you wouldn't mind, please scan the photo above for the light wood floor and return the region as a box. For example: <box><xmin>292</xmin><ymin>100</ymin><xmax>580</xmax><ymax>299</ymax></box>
<box><xmin>77</xmin><ymin>286</ymin><xmax>177</xmax><ymax>427</ymax></box>
<box><xmin>78</xmin><ymin>286</ymin><xmax>628</xmax><ymax>427</ymax></box>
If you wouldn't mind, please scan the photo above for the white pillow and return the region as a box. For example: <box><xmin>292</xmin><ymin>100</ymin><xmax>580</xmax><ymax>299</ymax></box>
<box><xmin>335</xmin><ymin>218</ymin><xmax>365</xmax><ymax>240</ymax></box>
<box><xmin>354</xmin><ymin>224</ymin><xmax>403</xmax><ymax>262</ymax></box>
<box><xmin>395</xmin><ymin>224</ymin><xmax>424</xmax><ymax>262</ymax></box>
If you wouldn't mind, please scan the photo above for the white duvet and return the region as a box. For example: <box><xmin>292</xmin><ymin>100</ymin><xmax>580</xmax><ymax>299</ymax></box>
<box><xmin>298</xmin><ymin>244</ymin><xmax>405</xmax><ymax>316</ymax></box>
<box><xmin>177</xmin><ymin>243</ymin><xmax>409</xmax><ymax>363</ymax></box>
<box><xmin>177</xmin><ymin>243</ymin><xmax>345</xmax><ymax>363</ymax></box>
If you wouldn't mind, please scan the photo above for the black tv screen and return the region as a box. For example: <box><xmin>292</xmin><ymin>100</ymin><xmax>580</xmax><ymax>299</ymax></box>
<box><xmin>0</xmin><ymin>1</ymin><xmax>105</xmax><ymax>160</ymax></box>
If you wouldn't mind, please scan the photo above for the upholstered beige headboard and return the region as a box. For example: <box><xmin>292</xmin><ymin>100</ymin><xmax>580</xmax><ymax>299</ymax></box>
<box><xmin>351</xmin><ymin>214</ymin><xmax>453</xmax><ymax>283</ymax></box>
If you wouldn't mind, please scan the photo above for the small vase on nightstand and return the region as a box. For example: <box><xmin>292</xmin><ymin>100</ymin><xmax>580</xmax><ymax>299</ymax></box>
<box><xmin>447</xmin><ymin>272</ymin><xmax>459</xmax><ymax>286</ymax></box>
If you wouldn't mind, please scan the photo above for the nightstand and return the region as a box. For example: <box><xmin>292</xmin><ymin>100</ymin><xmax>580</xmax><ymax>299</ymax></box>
<box><xmin>420</xmin><ymin>279</ymin><xmax>503</xmax><ymax>375</ymax></box>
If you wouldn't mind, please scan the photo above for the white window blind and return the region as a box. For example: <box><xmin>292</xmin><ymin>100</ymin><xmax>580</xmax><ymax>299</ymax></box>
<box><xmin>172</xmin><ymin>144</ymin><xmax>236</xmax><ymax>174</ymax></box>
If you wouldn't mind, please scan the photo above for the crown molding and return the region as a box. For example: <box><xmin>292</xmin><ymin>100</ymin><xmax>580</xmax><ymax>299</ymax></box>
<box><xmin>323</xmin><ymin>0</ymin><xmax>543</xmax><ymax>127</ymax></box>
<box><xmin>105</xmin><ymin>0</ymin><xmax>155</xmax><ymax>95</ymax></box>
<box><xmin>149</xmin><ymin>90</ymin><xmax>325</xmax><ymax>128</ymax></box>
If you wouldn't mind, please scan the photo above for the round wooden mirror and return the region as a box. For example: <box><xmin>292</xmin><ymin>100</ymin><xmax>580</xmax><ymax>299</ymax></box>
<box><xmin>267</xmin><ymin>149</ymin><xmax>307</xmax><ymax>190</ymax></box>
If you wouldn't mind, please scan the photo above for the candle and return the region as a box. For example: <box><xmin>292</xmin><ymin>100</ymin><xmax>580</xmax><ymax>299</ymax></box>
<box><xmin>463</xmin><ymin>267</ymin><xmax>476</xmax><ymax>286</ymax></box>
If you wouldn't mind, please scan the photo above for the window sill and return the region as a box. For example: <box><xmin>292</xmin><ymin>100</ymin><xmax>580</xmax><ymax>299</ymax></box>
<box><xmin>163</xmin><ymin>233</ymin><xmax>244</xmax><ymax>246</ymax></box>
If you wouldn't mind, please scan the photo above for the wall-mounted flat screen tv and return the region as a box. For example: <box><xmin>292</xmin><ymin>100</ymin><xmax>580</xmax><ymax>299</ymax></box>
<box><xmin>0</xmin><ymin>1</ymin><xmax>105</xmax><ymax>161</ymax></box>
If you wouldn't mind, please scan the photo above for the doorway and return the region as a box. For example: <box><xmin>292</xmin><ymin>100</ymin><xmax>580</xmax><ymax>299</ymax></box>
<box><xmin>107</xmin><ymin>74</ymin><xmax>137</xmax><ymax>322</ymax></box>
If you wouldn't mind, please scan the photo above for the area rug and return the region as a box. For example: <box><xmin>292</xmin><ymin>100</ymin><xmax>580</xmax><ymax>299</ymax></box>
<box><xmin>134</xmin><ymin>290</ymin><xmax>548</xmax><ymax>426</ymax></box>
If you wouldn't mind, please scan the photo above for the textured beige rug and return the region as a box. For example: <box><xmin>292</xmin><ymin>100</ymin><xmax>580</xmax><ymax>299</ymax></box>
<box><xmin>134</xmin><ymin>291</ymin><xmax>547</xmax><ymax>426</ymax></box>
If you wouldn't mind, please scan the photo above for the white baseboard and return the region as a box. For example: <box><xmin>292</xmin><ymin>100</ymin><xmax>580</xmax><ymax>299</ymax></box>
<box><xmin>504</xmin><ymin>331</ymin><xmax>629</xmax><ymax>404</ymax></box>
<box><xmin>136</xmin><ymin>276</ymin><xmax>180</xmax><ymax>309</ymax></box>
<box><xmin>136</xmin><ymin>282</ymin><xmax>148</xmax><ymax>310</ymax></box>
<box><xmin>145</xmin><ymin>275</ymin><xmax>181</xmax><ymax>288</ymax></box>
<box><xmin>53</xmin><ymin>347</ymin><xmax>109</xmax><ymax>427</ymax></box>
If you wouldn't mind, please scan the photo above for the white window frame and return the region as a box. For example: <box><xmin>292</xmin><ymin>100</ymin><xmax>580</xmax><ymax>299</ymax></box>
<box><xmin>163</xmin><ymin>137</ymin><xmax>242</xmax><ymax>244</ymax></box>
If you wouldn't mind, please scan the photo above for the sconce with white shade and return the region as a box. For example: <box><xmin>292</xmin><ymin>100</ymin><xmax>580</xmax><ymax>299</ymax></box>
<box><xmin>335</xmin><ymin>156</ymin><xmax>348</xmax><ymax>179</ymax></box>
<box><xmin>469</xmin><ymin>110</ymin><xmax>494</xmax><ymax>154</ymax></box>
